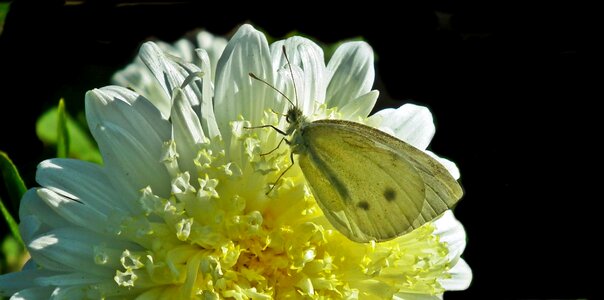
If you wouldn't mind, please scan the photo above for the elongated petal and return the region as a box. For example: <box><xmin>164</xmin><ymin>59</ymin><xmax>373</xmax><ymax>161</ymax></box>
<box><xmin>194</xmin><ymin>49</ymin><xmax>221</xmax><ymax>139</ymax></box>
<box><xmin>339</xmin><ymin>90</ymin><xmax>379</xmax><ymax>119</ymax></box>
<box><xmin>371</xmin><ymin>103</ymin><xmax>435</xmax><ymax>150</ymax></box>
<box><xmin>86</xmin><ymin>86</ymin><xmax>171</xmax><ymax>151</ymax></box>
<box><xmin>19</xmin><ymin>190</ymin><xmax>71</xmax><ymax>243</ymax></box>
<box><xmin>35</xmin><ymin>273</ymin><xmax>108</xmax><ymax>287</ymax></box>
<box><xmin>171</xmin><ymin>88</ymin><xmax>205</xmax><ymax>181</ymax></box>
<box><xmin>10</xmin><ymin>287</ymin><xmax>54</xmax><ymax>300</ymax></box>
<box><xmin>271</xmin><ymin>37</ymin><xmax>326</xmax><ymax>115</ymax></box>
<box><xmin>89</xmin><ymin>121</ymin><xmax>171</xmax><ymax>202</ymax></box>
<box><xmin>326</xmin><ymin>42</ymin><xmax>375</xmax><ymax>108</ymax></box>
<box><xmin>434</xmin><ymin>211</ymin><xmax>467</xmax><ymax>263</ymax></box>
<box><xmin>195</xmin><ymin>31</ymin><xmax>228</xmax><ymax>80</ymax></box>
<box><xmin>140</xmin><ymin>42</ymin><xmax>204</xmax><ymax>116</ymax></box>
<box><xmin>111</xmin><ymin>59</ymin><xmax>171</xmax><ymax>117</ymax></box>
<box><xmin>0</xmin><ymin>269</ymin><xmax>59</xmax><ymax>296</ymax></box>
<box><xmin>36</xmin><ymin>159</ymin><xmax>128</xmax><ymax>214</ymax></box>
<box><xmin>86</xmin><ymin>87</ymin><xmax>171</xmax><ymax>199</ymax></box>
<box><xmin>36</xmin><ymin>188</ymin><xmax>109</xmax><ymax>234</ymax></box>
<box><xmin>440</xmin><ymin>259</ymin><xmax>472</xmax><ymax>290</ymax></box>
<box><xmin>394</xmin><ymin>293</ymin><xmax>441</xmax><ymax>300</ymax></box>
<box><xmin>27</xmin><ymin>227</ymin><xmax>140</xmax><ymax>275</ymax></box>
<box><xmin>214</xmin><ymin>24</ymin><xmax>274</xmax><ymax>148</ymax></box>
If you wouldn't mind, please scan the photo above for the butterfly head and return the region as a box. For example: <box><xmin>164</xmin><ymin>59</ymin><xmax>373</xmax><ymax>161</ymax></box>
<box><xmin>285</xmin><ymin>106</ymin><xmax>307</xmax><ymax>136</ymax></box>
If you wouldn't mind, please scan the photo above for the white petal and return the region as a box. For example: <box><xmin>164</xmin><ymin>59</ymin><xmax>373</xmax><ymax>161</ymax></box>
<box><xmin>171</xmin><ymin>88</ymin><xmax>205</xmax><ymax>181</ymax></box>
<box><xmin>86</xmin><ymin>86</ymin><xmax>171</xmax><ymax>146</ymax></box>
<box><xmin>36</xmin><ymin>188</ymin><xmax>109</xmax><ymax>234</ymax></box>
<box><xmin>139</xmin><ymin>42</ymin><xmax>204</xmax><ymax>115</ymax></box>
<box><xmin>0</xmin><ymin>269</ymin><xmax>58</xmax><ymax>296</ymax></box>
<box><xmin>271</xmin><ymin>37</ymin><xmax>326</xmax><ymax>115</ymax></box>
<box><xmin>326</xmin><ymin>41</ymin><xmax>375</xmax><ymax>109</ymax></box>
<box><xmin>89</xmin><ymin>121</ymin><xmax>171</xmax><ymax>201</ymax></box>
<box><xmin>27</xmin><ymin>228</ymin><xmax>139</xmax><ymax>275</ymax></box>
<box><xmin>371</xmin><ymin>103</ymin><xmax>435</xmax><ymax>150</ymax></box>
<box><xmin>10</xmin><ymin>287</ymin><xmax>54</xmax><ymax>300</ymax></box>
<box><xmin>433</xmin><ymin>210</ymin><xmax>467</xmax><ymax>263</ymax></box>
<box><xmin>86</xmin><ymin>87</ymin><xmax>172</xmax><ymax>199</ymax></box>
<box><xmin>195</xmin><ymin>31</ymin><xmax>228</xmax><ymax>80</ymax></box>
<box><xmin>111</xmin><ymin>59</ymin><xmax>171</xmax><ymax>117</ymax></box>
<box><xmin>194</xmin><ymin>49</ymin><xmax>221</xmax><ymax>139</ymax></box>
<box><xmin>19</xmin><ymin>190</ymin><xmax>71</xmax><ymax>243</ymax></box>
<box><xmin>35</xmin><ymin>272</ymin><xmax>106</xmax><ymax>286</ymax></box>
<box><xmin>440</xmin><ymin>259</ymin><xmax>472</xmax><ymax>291</ymax></box>
<box><xmin>426</xmin><ymin>151</ymin><xmax>461</xmax><ymax>180</ymax></box>
<box><xmin>214</xmin><ymin>24</ymin><xmax>274</xmax><ymax>148</ymax></box>
<box><xmin>393</xmin><ymin>293</ymin><xmax>441</xmax><ymax>300</ymax></box>
<box><xmin>173</xmin><ymin>39</ymin><xmax>195</xmax><ymax>62</ymax></box>
<box><xmin>36</xmin><ymin>159</ymin><xmax>128</xmax><ymax>214</ymax></box>
<box><xmin>339</xmin><ymin>90</ymin><xmax>379</xmax><ymax>119</ymax></box>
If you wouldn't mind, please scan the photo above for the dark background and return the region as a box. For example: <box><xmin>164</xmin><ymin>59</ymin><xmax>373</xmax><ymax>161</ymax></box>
<box><xmin>0</xmin><ymin>1</ymin><xmax>587</xmax><ymax>299</ymax></box>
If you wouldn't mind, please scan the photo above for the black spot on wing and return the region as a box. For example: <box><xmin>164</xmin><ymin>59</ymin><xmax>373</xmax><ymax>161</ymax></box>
<box><xmin>384</xmin><ymin>187</ymin><xmax>396</xmax><ymax>201</ymax></box>
<box><xmin>357</xmin><ymin>201</ymin><xmax>370</xmax><ymax>210</ymax></box>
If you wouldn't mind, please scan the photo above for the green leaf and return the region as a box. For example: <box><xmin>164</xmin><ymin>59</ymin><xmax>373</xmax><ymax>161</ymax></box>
<box><xmin>0</xmin><ymin>3</ymin><xmax>10</xmax><ymax>35</ymax></box>
<box><xmin>36</xmin><ymin>104</ymin><xmax>102</xmax><ymax>164</ymax></box>
<box><xmin>0</xmin><ymin>151</ymin><xmax>27</xmax><ymax>211</ymax></box>
<box><xmin>57</xmin><ymin>99</ymin><xmax>70</xmax><ymax>158</ymax></box>
<box><xmin>1</xmin><ymin>232</ymin><xmax>27</xmax><ymax>274</ymax></box>
<box><xmin>0</xmin><ymin>196</ymin><xmax>23</xmax><ymax>247</ymax></box>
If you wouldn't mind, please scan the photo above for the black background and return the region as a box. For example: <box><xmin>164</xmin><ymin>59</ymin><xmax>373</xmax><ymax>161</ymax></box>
<box><xmin>0</xmin><ymin>1</ymin><xmax>587</xmax><ymax>299</ymax></box>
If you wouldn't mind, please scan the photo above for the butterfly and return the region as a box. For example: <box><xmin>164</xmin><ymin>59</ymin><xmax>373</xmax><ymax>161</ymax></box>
<box><xmin>248</xmin><ymin>47</ymin><xmax>463</xmax><ymax>243</ymax></box>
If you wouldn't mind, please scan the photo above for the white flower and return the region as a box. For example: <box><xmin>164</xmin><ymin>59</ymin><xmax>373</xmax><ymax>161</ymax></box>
<box><xmin>0</xmin><ymin>25</ymin><xmax>471</xmax><ymax>299</ymax></box>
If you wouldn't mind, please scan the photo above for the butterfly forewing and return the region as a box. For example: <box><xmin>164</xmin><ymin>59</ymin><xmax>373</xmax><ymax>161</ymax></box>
<box><xmin>296</xmin><ymin>120</ymin><xmax>463</xmax><ymax>242</ymax></box>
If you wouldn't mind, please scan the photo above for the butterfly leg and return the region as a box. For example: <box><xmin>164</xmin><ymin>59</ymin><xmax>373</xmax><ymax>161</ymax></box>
<box><xmin>260</xmin><ymin>137</ymin><xmax>291</xmax><ymax>157</ymax></box>
<box><xmin>244</xmin><ymin>124</ymin><xmax>287</xmax><ymax>136</ymax></box>
<box><xmin>266</xmin><ymin>151</ymin><xmax>296</xmax><ymax>195</ymax></box>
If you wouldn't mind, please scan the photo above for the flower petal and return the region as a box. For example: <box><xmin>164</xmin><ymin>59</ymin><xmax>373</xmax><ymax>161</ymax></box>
<box><xmin>371</xmin><ymin>103</ymin><xmax>435</xmax><ymax>150</ymax></box>
<box><xmin>171</xmin><ymin>87</ymin><xmax>205</xmax><ymax>181</ymax></box>
<box><xmin>86</xmin><ymin>86</ymin><xmax>170</xmax><ymax>146</ymax></box>
<box><xmin>139</xmin><ymin>42</ymin><xmax>204</xmax><ymax>116</ymax></box>
<box><xmin>19</xmin><ymin>190</ymin><xmax>71</xmax><ymax>243</ymax></box>
<box><xmin>214</xmin><ymin>24</ymin><xmax>274</xmax><ymax>146</ymax></box>
<box><xmin>86</xmin><ymin>87</ymin><xmax>172</xmax><ymax>199</ymax></box>
<box><xmin>339</xmin><ymin>90</ymin><xmax>379</xmax><ymax>119</ymax></box>
<box><xmin>90</xmin><ymin>121</ymin><xmax>171</xmax><ymax>201</ymax></box>
<box><xmin>440</xmin><ymin>259</ymin><xmax>472</xmax><ymax>291</ymax></box>
<box><xmin>9</xmin><ymin>287</ymin><xmax>54</xmax><ymax>299</ymax></box>
<box><xmin>326</xmin><ymin>41</ymin><xmax>375</xmax><ymax>108</ymax></box>
<box><xmin>111</xmin><ymin>59</ymin><xmax>172</xmax><ymax>117</ymax></box>
<box><xmin>194</xmin><ymin>49</ymin><xmax>221</xmax><ymax>139</ymax></box>
<box><xmin>27</xmin><ymin>227</ymin><xmax>140</xmax><ymax>275</ymax></box>
<box><xmin>195</xmin><ymin>31</ymin><xmax>228</xmax><ymax>80</ymax></box>
<box><xmin>0</xmin><ymin>269</ymin><xmax>58</xmax><ymax>296</ymax></box>
<box><xmin>271</xmin><ymin>36</ymin><xmax>326</xmax><ymax>115</ymax></box>
<box><xmin>36</xmin><ymin>188</ymin><xmax>110</xmax><ymax>234</ymax></box>
<box><xmin>35</xmin><ymin>272</ymin><xmax>107</xmax><ymax>287</ymax></box>
<box><xmin>394</xmin><ymin>293</ymin><xmax>442</xmax><ymax>300</ymax></box>
<box><xmin>433</xmin><ymin>211</ymin><xmax>467</xmax><ymax>263</ymax></box>
<box><xmin>36</xmin><ymin>159</ymin><xmax>128</xmax><ymax>214</ymax></box>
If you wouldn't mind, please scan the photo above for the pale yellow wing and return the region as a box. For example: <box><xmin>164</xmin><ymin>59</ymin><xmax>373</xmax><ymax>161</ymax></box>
<box><xmin>296</xmin><ymin>119</ymin><xmax>463</xmax><ymax>242</ymax></box>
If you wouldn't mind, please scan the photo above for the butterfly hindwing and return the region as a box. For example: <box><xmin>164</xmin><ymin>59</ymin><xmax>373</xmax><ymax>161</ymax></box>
<box><xmin>296</xmin><ymin>120</ymin><xmax>463</xmax><ymax>242</ymax></box>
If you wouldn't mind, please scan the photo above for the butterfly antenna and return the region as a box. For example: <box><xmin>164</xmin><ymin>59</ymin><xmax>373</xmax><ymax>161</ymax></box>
<box><xmin>282</xmin><ymin>45</ymin><xmax>299</xmax><ymax>108</ymax></box>
<box><xmin>248</xmin><ymin>73</ymin><xmax>295</xmax><ymax>107</ymax></box>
